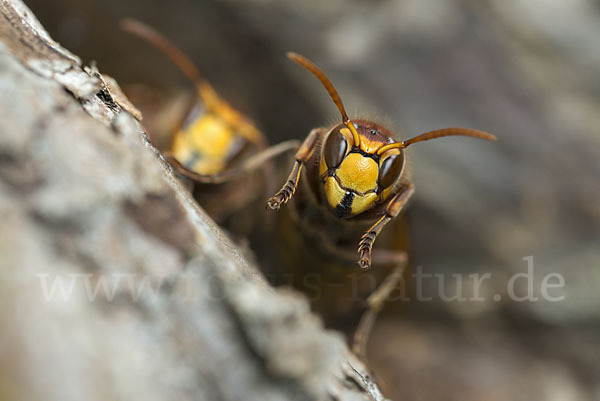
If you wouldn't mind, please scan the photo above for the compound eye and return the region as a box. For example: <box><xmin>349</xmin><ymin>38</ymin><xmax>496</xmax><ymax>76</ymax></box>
<box><xmin>378</xmin><ymin>153</ymin><xmax>404</xmax><ymax>188</ymax></box>
<box><xmin>323</xmin><ymin>128</ymin><xmax>348</xmax><ymax>168</ymax></box>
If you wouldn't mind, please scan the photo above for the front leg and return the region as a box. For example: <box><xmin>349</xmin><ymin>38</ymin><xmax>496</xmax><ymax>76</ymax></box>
<box><xmin>266</xmin><ymin>128</ymin><xmax>321</xmax><ymax>210</ymax></box>
<box><xmin>164</xmin><ymin>140</ymin><xmax>300</xmax><ymax>184</ymax></box>
<box><xmin>358</xmin><ymin>181</ymin><xmax>414</xmax><ymax>269</ymax></box>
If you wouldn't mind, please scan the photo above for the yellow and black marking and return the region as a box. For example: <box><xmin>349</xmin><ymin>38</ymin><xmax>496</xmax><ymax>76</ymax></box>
<box><xmin>318</xmin><ymin>121</ymin><xmax>401</xmax><ymax>218</ymax></box>
<box><xmin>171</xmin><ymin>105</ymin><xmax>246</xmax><ymax>175</ymax></box>
<box><xmin>122</xmin><ymin>19</ymin><xmax>265</xmax><ymax>178</ymax></box>
<box><xmin>334</xmin><ymin>191</ymin><xmax>354</xmax><ymax>218</ymax></box>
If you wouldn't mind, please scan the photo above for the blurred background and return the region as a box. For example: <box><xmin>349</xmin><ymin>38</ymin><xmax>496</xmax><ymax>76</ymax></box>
<box><xmin>25</xmin><ymin>0</ymin><xmax>600</xmax><ymax>399</ymax></box>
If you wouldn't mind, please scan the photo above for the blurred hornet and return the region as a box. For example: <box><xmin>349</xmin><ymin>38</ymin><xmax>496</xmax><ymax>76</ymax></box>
<box><xmin>266</xmin><ymin>53</ymin><xmax>496</xmax><ymax>356</ymax></box>
<box><xmin>121</xmin><ymin>20</ymin><xmax>298</xmax><ymax>225</ymax></box>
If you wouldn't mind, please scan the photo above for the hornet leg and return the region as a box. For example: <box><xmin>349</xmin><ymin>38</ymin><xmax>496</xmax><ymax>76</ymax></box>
<box><xmin>266</xmin><ymin>128</ymin><xmax>322</xmax><ymax>209</ymax></box>
<box><xmin>165</xmin><ymin>139</ymin><xmax>300</xmax><ymax>184</ymax></box>
<box><xmin>352</xmin><ymin>251</ymin><xmax>407</xmax><ymax>362</ymax></box>
<box><xmin>358</xmin><ymin>182</ymin><xmax>414</xmax><ymax>269</ymax></box>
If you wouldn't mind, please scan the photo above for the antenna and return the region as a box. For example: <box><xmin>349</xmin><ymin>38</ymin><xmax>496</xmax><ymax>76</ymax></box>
<box><xmin>377</xmin><ymin>127</ymin><xmax>497</xmax><ymax>155</ymax></box>
<box><xmin>287</xmin><ymin>52</ymin><xmax>360</xmax><ymax>146</ymax></box>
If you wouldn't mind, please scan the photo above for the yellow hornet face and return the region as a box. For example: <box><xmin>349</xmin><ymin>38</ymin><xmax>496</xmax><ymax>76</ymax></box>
<box><xmin>170</xmin><ymin>88</ymin><xmax>262</xmax><ymax>176</ymax></box>
<box><xmin>319</xmin><ymin>123</ymin><xmax>405</xmax><ymax>218</ymax></box>
<box><xmin>171</xmin><ymin>113</ymin><xmax>241</xmax><ymax>176</ymax></box>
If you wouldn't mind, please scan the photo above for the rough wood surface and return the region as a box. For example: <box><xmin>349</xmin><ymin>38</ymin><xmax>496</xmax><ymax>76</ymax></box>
<box><xmin>0</xmin><ymin>1</ymin><xmax>387</xmax><ymax>400</ymax></box>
